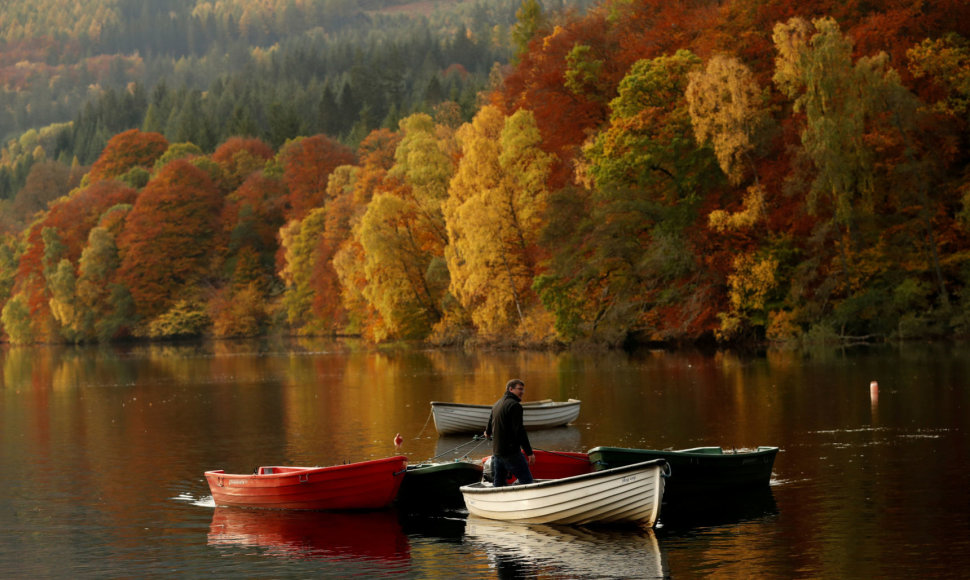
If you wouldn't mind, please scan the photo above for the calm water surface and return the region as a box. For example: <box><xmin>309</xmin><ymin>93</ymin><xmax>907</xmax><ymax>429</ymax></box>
<box><xmin>1</xmin><ymin>340</ymin><xmax>967</xmax><ymax>578</ymax></box>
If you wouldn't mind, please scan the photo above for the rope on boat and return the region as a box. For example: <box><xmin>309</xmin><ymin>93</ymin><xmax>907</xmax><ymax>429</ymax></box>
<box><xmin>661</xmin><ymin>461</ymin><xmax>673</xmax><ymax>478</ymax></box>
<box><xmin>413</xmin><ymin>407</ymin><xmax>435</xmax><ymax>439</ymax></box>
<box><xmin>427</xmin><ymin>435</ymin><xmax>486</xmax><ymax>462</ymax></box>
<box><xmin>457</xmin><ymin>436</ymin><xmax>488</xmax><ymax>460</ymax></box>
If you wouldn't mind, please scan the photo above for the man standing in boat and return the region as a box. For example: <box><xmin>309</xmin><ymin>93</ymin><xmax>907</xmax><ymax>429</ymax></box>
<box><xmin>485</xmin><ymin>378</ymin><xmax>535</xmax><ymax>486</ymax></box>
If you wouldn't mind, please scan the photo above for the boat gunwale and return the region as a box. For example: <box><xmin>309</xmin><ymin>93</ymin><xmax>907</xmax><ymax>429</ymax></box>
<box><xmin>587</xmin><ymin>445</ymin><xmax>779</xmax><ymax>460</ymax></box>
<box><xmin>431</xmin><ymin>399</ymin><xmax>580</xmax><ymax>410</ymax></box>
<box><xmin>460</xmin><ymin>458</ymin><xmax>667</xmax><ymax>495</ymax></box>
<box><xmin>204</xmin><ymin>455</ymin><xmax>408</xmax><ymax>480</ymax></box>
<box><xmin>406</xmin><ymin>461</ymin><xmax>484</xmax><ymax>473</ymax></box>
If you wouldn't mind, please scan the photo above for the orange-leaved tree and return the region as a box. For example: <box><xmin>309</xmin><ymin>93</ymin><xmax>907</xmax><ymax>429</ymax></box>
<box><xmin>4</xmin><ymin>179</ymin><xmax>138</xmax><ymax>343</ymax></box>
<box><xmin>210</xmin><ymin>136</ymin><xmax>275</xmax><ymax>192</ymax></box>
<box><xmin>216</xmin><ymin>172</ymin><xmax>288</xmax><ymax>291</ymax></box>
<box><xmin>87</xmin><ymin>129</ymin><xmax>168</xmax><ymax>184</ymax></box>
<box><xmin>210</xmin><ymin>170</ymin><xmax>286</xmax><ymax>340</ymax></box>
<box><xmin>278</xmin><ymin>134</ymin><xmax>357</xmax><ymax>221</ymax></box>
<box><xmin>115</xmin><ymin>159</ymin><xmax>223</xmax><ymax>325</ymax></box>
<box><xmin>7</xmin><ymin>160</ymin><xmax>85</xmax><ymax>232</ymax></box>
<box><xmin>494</xmin><ymin>12</ymin><xmax>613</xmax><ymax>189</ymax></box>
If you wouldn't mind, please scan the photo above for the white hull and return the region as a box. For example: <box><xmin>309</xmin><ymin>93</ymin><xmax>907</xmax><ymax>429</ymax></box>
<box><xmin>431</xmin><ymin>399</ymin><xmax>580</xmax><ymax>435</ymax></box>
<box><xmin>460</xmin><ymin>459</ymin><xmax>666</xmax><ymax>527</ymax></box>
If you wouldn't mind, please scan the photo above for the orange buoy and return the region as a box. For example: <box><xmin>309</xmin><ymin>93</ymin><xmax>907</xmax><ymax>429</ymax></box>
<box><xmin>394</xmin><ymin>432</ymin><xmax>404</xmax><ymax>448</ymax></box>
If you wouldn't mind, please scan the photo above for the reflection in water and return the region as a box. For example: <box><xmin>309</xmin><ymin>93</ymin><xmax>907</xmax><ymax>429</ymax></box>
<box><xmin>4</xmin><ymin>341</ymin><xmax>970</xmax><ymax>577</ymax></box>
<box><xmin>208</xmin><ymin>507</ymin><xmax>410</xmax><ymax>566</ymax></box>
<box><xmin>658</xmin><ymin>486</ymin><xmax>779</xmax><ymax>530</ymax></box>
<box><xmin>398</xmin><ymin>512</ymin><xmax>468</xmax><ymax>541</ymax></box>
<box><xmin>464</xmin><ymin>517</ymin><xmax>667</xmax><ymax>579</ymax></box>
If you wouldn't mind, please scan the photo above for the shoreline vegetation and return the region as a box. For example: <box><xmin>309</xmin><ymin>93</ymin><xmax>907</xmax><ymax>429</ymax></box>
<box><xmin>2</xmin><ymin>0</ymin><xmax>970</xmax><ymax>351</ymax></box>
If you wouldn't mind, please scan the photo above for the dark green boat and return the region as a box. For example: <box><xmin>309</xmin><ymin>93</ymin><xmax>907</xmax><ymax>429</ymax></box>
<box><xmin>587</xmin><ymin>446</ymin><xmax>778</xmax><ymax>503</ymax></box>
<box><xmin>396</xmin><ymin>460</ymin><xmax>484</xmax><ymax>511</ymax></box>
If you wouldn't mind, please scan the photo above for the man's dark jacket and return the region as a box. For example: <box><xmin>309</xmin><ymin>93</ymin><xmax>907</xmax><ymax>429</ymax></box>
<box><xmin>485</xmin><ymin>391</ymin><xmax>533</xmax><ymax>458</ymax></box>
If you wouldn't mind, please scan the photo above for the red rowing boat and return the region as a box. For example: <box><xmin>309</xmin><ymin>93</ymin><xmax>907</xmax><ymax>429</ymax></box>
<box><xmin>204</xmin><ymin>456</ymin><xmax>408</xmax><ymax>510</ymax></box>
<box><xmin>483</xmin><ymin>449</ymin><xmax>593</xmax><ymax>483</ymax></box>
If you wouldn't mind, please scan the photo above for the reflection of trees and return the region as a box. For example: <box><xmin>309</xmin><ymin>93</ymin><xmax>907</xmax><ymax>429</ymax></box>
<box><xmin>3</xmin><ymin>341</ymin><xmax>966</xmax><ymax>578</ymax></box>
<box><xmin>425</xmin><ymin>349</ymin><xmax>570</xmax><ymax>404</ymax></box>
<box><xmin>50</xmin><ymin>345</ymin><xmax>137</xmax><ymax>391</ymax></box>
<box><xmin>3</xmin><ymin>345</ymin><xmax>54</xmax><ymax>390</ymax></box>
<box><xmin>281</xmin><ymin>348</ymin><xmax>443</xmax><ymax>461</ymax></box>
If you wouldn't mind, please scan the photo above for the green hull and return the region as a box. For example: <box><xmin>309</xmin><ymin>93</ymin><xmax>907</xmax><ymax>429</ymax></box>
<box><xmin>587</xmin><ymin>446</ymin><xmax>778</xmax><ymax>503</ymax></box>
<box><xmin>397</xmin><ymin>461</ymin><xmax>484</xmax><ymax>511</ymax></box>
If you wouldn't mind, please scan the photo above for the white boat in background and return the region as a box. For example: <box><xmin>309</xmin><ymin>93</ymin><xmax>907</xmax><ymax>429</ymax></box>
<box><xmin>464</xmin><ymin>518</ymin><xmax>667</xmax><ymax>579</ymax></box>
<box><xmin>434</xmin><ymin>427</ymin><xmax>581</xmax><ymax>462</ymax></box>
<box><xmin>430</xmin><ymin>399</ymin><xmax>580</xmax><ymax>435</ymax></box>
<box><xmin>460</xmin><ymin>459</ymin><xmax>667</xmax><ymax>527</ymax></box>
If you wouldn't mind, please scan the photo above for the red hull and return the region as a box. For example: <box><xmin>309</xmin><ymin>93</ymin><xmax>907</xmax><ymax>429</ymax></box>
<box><xmin>530</xmin><ymin>450</ymin><xmax>593</xmax><ymax>479</ymax></box>
<box><xmin>484</xmin><ymin>449</ymin><xmax>593</xmax><ymax>482</ymax></box>
<box><xmin>205</xmin><ymin>456</ymin><xmax>407</xmax><ymax>510</ymax></box>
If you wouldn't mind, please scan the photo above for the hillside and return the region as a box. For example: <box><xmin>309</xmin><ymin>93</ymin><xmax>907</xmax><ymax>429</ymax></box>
<box><xmin>2</xmin><ymin>0</ymin><xmax>970</xmax><ymax>349</ymax></box>
<box><xmin>0</xmin><ymin>0</ymin><xmax>595</xmax><ymax>203</ymax></box>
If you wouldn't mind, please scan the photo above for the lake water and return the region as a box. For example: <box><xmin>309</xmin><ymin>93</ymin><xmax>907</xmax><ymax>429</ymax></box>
<box><xmin>1</xmin><ymin>339</ymin><xmax>967</xmax><ymax>578</ymax></box>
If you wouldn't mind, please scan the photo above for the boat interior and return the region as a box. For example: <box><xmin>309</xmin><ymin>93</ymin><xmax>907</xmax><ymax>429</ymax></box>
<box><xmin>255</xmin><ymin>466</ymin><xmax>313</xmax><ymax>475</ymax></box>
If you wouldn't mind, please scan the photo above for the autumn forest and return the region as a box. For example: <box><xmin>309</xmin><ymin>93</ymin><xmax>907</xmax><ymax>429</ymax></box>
<box><xmin>2</xmin><ymin>0</ymin><xmax>970</xmax><ymax>349</ymax></box>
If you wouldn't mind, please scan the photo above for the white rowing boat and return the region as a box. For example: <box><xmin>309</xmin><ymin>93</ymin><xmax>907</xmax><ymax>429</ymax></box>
<box><xmin>459</xmin><ymin>459</ymin><xmax>667</xmax><ymax>527</ymax></box>
<box><xmin>430</xmin><ymin>398</ymin><xmax>580</xmax><ymax>435</ymax></box>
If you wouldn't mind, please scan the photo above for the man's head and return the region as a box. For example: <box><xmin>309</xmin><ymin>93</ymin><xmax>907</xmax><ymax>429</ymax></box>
<box><xmin>506</xmin><ymin>379</ymin><xmax>525</xmax><ymax>394</ymax></box>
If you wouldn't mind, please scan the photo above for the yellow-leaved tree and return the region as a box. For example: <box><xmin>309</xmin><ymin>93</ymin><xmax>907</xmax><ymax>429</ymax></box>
<box><xmin>279</xmin><ymin>209</ymin><xmax>329</xmax><ymax>334</ymax></box>
<box><xmin>353</xmin><ymin>114</ymin><xmax>455</xmax><ymax>341</ymax></box>
<box><xmin>443</xmin><ymin>106</ymin><xmax>555</xmax><ymax>341</ymax></box>
<box><xmin>686</xmin><ymin>54</ymin><xmax>771</xmax><ymax>187</ymax></box>
<box><xmin>686</xmin><ymin>54</ymin><xmax>775</xmax><ymax>340</ymax></box>
<box><xmin>330</xmin><ymin>130</ymin><xmax>402</xmax><ymax>341</ymax></box>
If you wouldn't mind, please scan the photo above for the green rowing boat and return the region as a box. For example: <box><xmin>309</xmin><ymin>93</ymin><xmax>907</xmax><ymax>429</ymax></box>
<box><xmin>396</xmin><ymin>460</ymin><xmax>484</xmax><ymax>511</ymax></box>
<box><xmin>587</xmin><ymin>446</ymin><xmax>778</xmax><ymax>503</ymax></box>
